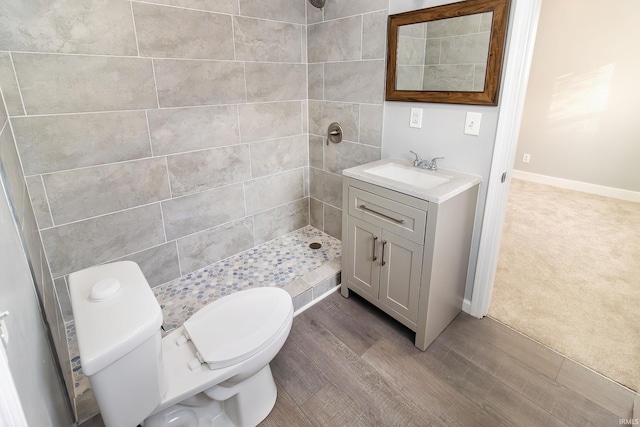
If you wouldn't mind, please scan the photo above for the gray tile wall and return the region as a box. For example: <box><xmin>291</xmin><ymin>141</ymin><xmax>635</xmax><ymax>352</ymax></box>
<box><xmin>1</xmin><ymin>0</ymin><xmax>311</xmax><ymax>285</ymax></box>
<box><xmin>307</xmin><ymin>2</ymin><xmax>387</xmax><ymax>239</ymax></box>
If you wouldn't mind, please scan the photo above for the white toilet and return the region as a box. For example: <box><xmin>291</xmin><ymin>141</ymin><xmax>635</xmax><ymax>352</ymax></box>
<box><xmin>68</xmin><ymin>261</ymin><xmax>294</xmax><ymax>427</ymax></box>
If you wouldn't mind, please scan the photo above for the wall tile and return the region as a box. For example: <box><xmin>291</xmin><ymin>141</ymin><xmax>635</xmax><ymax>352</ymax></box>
<box><xmin>112</xmin><ymin>242</ymin><xmax>181</xmax><ymax>287</ymax></box>
<box><xmin>25</xmin><ymin>176</ymin><xmax>53</xmax><ymax>229</ymax></box>
<box><xmin>309</xmin><ymin>100</ymin><xmax>359</xmax><ymax>141</ymax></box>
<box><xmin>362</xmin><ymin>11</ymin><xmax>387</xmax><ymax>60</ymax></box>
<box><xmin>253</xmin><ymin>198</ymin><xmax>309</xmax><ymax>245</ymax></box>
<box><xmin>425</xmin><ymin>39</ymin><xmax>441</xmax><ymax>65</ymax></box>
<box><xmin>245</xmin><ymin>63</ymin><xmax>307</xmax><ymax>103</ymax></box>
<box><xmin>423</xmin><ymin>64</ymin><xmax>474</xmax><ymax>91</ymax></box>
<box><xmin>427</xmin><ymin>14</ymin><xmax>483</xmax><ymax>38</ymax></box>
<box><xmin>12</xmin><ymin>54</ymin><xmax>157</xmax><ymax>114</ymax></box>
<box><xmin>249</xmin><ymin>134</ymin><xmax>308</xmax><ymax>178</ymax></box>
<box><xmin>324</xmin><ymin>60</ymin><xmax>385</xmax><ymax>104</ymax></box>
<box><xmin>440</xmin><ymin>32</ymin><xmax>491</xmax><ymax>65</ymax></box>
<box><xmin>308</xmin><ymin>16</ymin><xmax>362</xmax><ymax>63</ymax></box>
<box><xmin>0</xmin><ymin>125</ymin><xmax>26</xmax><ymax>219</ymax></box>
<box><xmin>0</xmin><ymin>53</ymin><xmax>25</xmax><ymax>116</ymax></box>
<box><xmin>53</xmin><ymin>278</ymin><xmax>72</xmax><ymax>320</ymax></box>
<box><xmin>397</xmin><ymin>36</ymin><xmax>426</xmax><ymax>66</ymax></box>
<box><xmin>0</xmin><ymin>89</ymin><xmax>6</xmax><ymax>123</ymax></box>
<box><xmin>0</xmin><ymin>0</ymin><xmax>137</xmax><ymax>55</ymax></box>
<box><xmin>309</xmin><ymin>167</ymin><xmax>342</xmax><ymax>208</ymax></box>
<box><xmin>324</xmin><ymin>140</ymin><xmax>380</xmax><ymax>175</ymax></box>
<box><xmin>42</xmin><ymin>204</ymin><xmax>165</xmax><ymax>278</ymax></box>
<box><xmin>43</xmin><ymin>157</ymin><xmax>170</xmax><ymax>225</ymax></box>
<box><xmin>303</xmin><ymin>165</ymin><xmax>310</xmax><ymax>197</ymax></box>
<box><xmin>245</xmin><ymin>169</ymin><xmax>304</xmax><ymax>215</ymax></box>
<box><xmin>162</xmin><ymin>183</ymin><xmax>245</xmax><ymax>240</ymax></box>
<box><xmin>239</xmin><ymin>101</ymin><xmax>302</xmax><ymax>143</ymax></box>
<box><xmin>239</xmin><ymin>0</ymin><xmax>306</xmax><ymax>24</ymax></box>
<box><xmin>323</xmin><ymin>203</ymin><xmax>342</xmax><ymax>240</ymax></box>
<box><xmin>148</xmin><ymin>105</ymin><xmax>239</xmax><ymax>156</ymax></box>
<box><xmin>133</xmin><ymin>3</ymin><xmax>234</xmax><ymax>60</ymax></box>
<box><xmin>141</xmin><ymin>0</ymin><xmax>239</xmax><ymax>14</ymax></box>
<box><xmin>167</xmin><ymin>144</ymin><xmax>250</xmax><ymax>196</ymax></box>
<box><xmin>323</xmin><ymin>0</ymin><xmax>387</xmax><ymax>21</ymax></box>
<box><xmin>13</xmin><ymin>111</ymin><xmax>150</xmax><ymax>175</ymax></box>
<box><xmin>397</xmin><ymin>66</ymin><xmax>424</xmax><ymax>91</ymax></box>
<box><xmin>308</xmin><ymin>63</ymin><xmax>324</xmax><ymax>100</ymax></box>
<box><xmin>234</xmin><ymin>16</ymin><xmax>302</xmax><ymax>63</ymax></box>
<box><xmin>154</xmin><ymin>59</ymin><xmax>246</xmax><ymax>108</ymax></box>
<box><xmin>310</xmin><ymin>197</ymin><xmax>323</xmax><ymax>229</ymax></box>
<box><xmin>359</xmin><ymin>104</ymin><xmax>383</xmax><ymax>147</ymax></box>
<box><xmin>177</xmin><ymin>217</ymin><xmax>254</xmax><ymax>273</ymax></box>
<box><xmin>474</xmin><ymin>64</ymin><xmax>487</xmax><ymax>91</ymax></box>
<box><xmin>309</xmin><ymin>135</ymin><xmax>323</xmax><ymax>170</ymax></box>
<box><xmin>307</xmin><ymin>2</ymin><xmax>323</xmax><ymax>24</ymax></box>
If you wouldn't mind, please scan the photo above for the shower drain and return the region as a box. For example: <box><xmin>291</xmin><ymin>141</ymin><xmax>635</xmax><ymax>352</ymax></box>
<box><xmin>309</xmin><ymin>242</ymin><xmax>322</xmax><ymax>250</ymax></box>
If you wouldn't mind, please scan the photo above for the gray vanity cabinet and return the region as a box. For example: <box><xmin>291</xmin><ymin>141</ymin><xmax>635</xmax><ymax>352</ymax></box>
<box><xmin>341</xmin><ymin>176</ymin><xmax>479</xmax><ymax>351</ymax></box>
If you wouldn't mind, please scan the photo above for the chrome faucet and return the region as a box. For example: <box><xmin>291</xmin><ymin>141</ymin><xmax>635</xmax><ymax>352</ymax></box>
<box><xmin>410</xmin><ymin>150</ymin><xmax>444</xmax><ymax>170</ymax></box>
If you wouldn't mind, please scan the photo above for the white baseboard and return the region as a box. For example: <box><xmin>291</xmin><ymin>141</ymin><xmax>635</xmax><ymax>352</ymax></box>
<box><xmin>462</xmin><ymin>298</ymin><xmax>471</xmax><ymax>315</ymax></box>
<box><xmin>512</xmin><ymin>170</ymin><xmax>640</xmax><ymax>203</ymax></box>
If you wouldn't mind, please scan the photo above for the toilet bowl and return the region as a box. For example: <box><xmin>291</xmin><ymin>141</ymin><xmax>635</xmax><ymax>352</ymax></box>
<box><xmin>68</xmin><ymin>261</ymin><xmax>293</xmax><ymax>427</ymax></box>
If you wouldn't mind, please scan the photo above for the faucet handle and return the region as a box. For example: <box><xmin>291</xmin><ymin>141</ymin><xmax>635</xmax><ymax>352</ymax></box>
<box><xmin>430</xmin><ymin>157</ymin><xmax>445</xmax><ymax>169</ymax></box>
<box><xmin>410</xmin><ymin>150</ymin><xmax>422</xmax><ymax>167</ymax></box>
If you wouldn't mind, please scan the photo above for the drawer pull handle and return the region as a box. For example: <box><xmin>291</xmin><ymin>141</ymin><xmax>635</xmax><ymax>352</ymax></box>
<box><xmin>372</xmin><ymin>236</ymin><xmax>378</xmax><ymax>261</ymax></box>
<box><xmin>358</xmin><ymin>204</ymin><xmax>406</xmax><ymax>224</ymax></box>
<box><xmin>381</xmin><ymin>240</ymin><xmax>387</xmax><ymax>266</ymax></box>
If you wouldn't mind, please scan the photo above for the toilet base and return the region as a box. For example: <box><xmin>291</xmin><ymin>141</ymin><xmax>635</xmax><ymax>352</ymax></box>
<box><xmin>143</xmin><ymin>365</ymin><xmax>278</xmax><ymax>427</ymax></box>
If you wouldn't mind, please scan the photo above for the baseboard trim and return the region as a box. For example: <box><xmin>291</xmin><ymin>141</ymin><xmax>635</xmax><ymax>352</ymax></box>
<box><xmin>462</xmin><ymin>298</ymin><xmax>472</xmax><ymax>315</ymax></box>
<box><xmin>512</xmin><ymin>170</ymin><xmax>640</xmax><ymax>203</ymax></box>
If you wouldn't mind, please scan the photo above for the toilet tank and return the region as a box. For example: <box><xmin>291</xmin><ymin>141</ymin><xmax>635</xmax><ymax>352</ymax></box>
<box><xmin>69</xmin><ymin>261</ymin><xmax>164</xmax><ymax>427</ymax></box>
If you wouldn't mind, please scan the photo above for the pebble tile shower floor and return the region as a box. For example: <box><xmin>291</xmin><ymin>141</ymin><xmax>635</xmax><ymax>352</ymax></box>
<box><xmin>67</xmin><ymin>225</ymin><xmax>342</xmax><ymax>423</ymax></box>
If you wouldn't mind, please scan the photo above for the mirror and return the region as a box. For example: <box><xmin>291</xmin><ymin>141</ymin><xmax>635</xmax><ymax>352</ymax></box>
<box><xmin>386</xmin><ymin>0</ymin><xmax>510</xmax><ymax>106</ymax></box>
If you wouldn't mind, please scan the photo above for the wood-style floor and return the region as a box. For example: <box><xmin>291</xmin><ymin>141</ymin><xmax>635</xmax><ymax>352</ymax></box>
<box><xmin>262</xmin><ymin>291</ymin><xmax>632</xmax><ymax>427</ymax></box>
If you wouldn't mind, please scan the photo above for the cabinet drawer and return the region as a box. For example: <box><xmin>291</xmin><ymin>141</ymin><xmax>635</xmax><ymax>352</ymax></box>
<box><xmin>348</xmin><ymin>186</ymin><xmax>426</xmax><ymax>245</ymax></box>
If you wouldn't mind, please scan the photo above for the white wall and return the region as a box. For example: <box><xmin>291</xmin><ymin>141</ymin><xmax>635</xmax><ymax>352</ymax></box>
<box><xmin>0</xmin><ymin>176</ymin><xmax>72</xmax><ymax>426</ymax></box>
<box><xmin>514</xmin><ymin>0</ymin><xmax>640</xmax><ymax>191</ymax></box>
<box><xmin>383</xmin><ymin>0</ymin><xmax>505</xmax><ymax>300</ymax></box>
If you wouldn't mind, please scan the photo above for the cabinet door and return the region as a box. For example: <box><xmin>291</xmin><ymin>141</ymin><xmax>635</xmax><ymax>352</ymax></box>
<box><xmin>378</xmin><ymin>230</ymin><xmax>424</xmax><ymax>324</ymax></box>
<box><xmin>345</xmin><ymin>216</ymin><xmax>381</xmax><ymax>300</ymax></box>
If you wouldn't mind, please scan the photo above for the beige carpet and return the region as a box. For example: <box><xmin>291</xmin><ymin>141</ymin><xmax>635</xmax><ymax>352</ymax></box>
<box><xmin>489</xmin><ymin>178</ymin><xmax>640</xmax><ymax>392</ymax></box>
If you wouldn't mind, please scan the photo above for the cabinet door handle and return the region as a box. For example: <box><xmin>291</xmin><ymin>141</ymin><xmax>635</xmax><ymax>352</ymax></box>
<box><xmin>372</xmin><ymin>236</ymin><xmax>378</xmax><ymax>261</ymax></box>
<box><xmin>358</xmin><ymin>204</ymin><xmax>405</xmax><ymax>224</ymax></box>
<box><xmin>381</xmin><ymin>240</ymin><xmax>387</xmax><ymax>266</ymax></box>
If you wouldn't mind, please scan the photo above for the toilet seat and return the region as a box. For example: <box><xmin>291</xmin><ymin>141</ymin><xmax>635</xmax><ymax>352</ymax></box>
<box><xmin>183</xmin><ymin>287</ymin><xmax>293</xmax><ymax>370</ymax></box>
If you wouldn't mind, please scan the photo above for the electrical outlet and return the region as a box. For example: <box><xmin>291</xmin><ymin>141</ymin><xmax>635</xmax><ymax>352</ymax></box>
<box><xmin>522</xmin><ymin>153</ymin><xmax>531</xmax><ymax>163</ymax></box>
<box><xmin>410</xmin><ymin>108</ymin><xmax>423</xmax><ymax>128</ymax></box>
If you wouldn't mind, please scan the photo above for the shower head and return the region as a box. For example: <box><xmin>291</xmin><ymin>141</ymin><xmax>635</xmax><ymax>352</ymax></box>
<box><xmin>309</xmin><ymin>0</ymin><xmax>325</xmax><ymax>9</ymax></box>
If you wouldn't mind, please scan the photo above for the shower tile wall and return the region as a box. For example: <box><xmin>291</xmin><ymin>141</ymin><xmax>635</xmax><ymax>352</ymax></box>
<box><xmin>0</xmin><ymin>1</ymin><xmax>310</xmax><ymax>284</ymax></box>
<box><xmin>307</xmin><ymin>1</ymin><xmax>387</xmax><ymax>239</ymax></box>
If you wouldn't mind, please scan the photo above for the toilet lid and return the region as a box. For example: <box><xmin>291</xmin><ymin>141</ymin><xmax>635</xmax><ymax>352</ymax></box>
<box><xmin>183</xmin><ymin>287</ymin><xmax>293</xmax><ymax>370</ymax></box>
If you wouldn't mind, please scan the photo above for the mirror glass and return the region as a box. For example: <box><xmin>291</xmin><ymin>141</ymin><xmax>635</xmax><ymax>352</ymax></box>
<box><xmin>385</xmin><ymin>0</ymin><xmax>510</xmax><ymax>106</ymax></box>
<box><xmin>396</xmin><ymin>12</ymin><xmax>493</xmax><ymax>92</ymax></box>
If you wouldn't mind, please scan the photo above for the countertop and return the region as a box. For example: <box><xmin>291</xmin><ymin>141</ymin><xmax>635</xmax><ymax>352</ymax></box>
<box><xmin>342</xmin><ymin>158</ymin><xmax>481</xmax><ymax>203</ymax></box>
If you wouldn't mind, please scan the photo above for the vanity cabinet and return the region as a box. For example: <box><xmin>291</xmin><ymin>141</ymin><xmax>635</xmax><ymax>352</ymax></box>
<box><xmin>341</xmin><ymin>173</ymin><xmax>479</xmax><ymax>351</ymax></box>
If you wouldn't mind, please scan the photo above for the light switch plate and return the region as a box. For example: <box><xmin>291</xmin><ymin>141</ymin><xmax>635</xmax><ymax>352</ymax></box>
<box><xmin>464</xmin><ymin>112</ymin><xmax>482</xmax><ymax>136</ymax></box>
<box><xmin>410</xmin><ymin>108</ymin><xmax>423</xmax><ymax>128</ymax></box>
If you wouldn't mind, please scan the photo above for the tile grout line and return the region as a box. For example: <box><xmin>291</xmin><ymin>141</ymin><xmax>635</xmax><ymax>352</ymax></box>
<box><xmin>8</xmin><ymin>52</ymin><xmax>27</xmax><ymax>116</ymax></box>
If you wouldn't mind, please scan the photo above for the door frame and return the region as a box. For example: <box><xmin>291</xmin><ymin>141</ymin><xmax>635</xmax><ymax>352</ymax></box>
<box><xmin>469</xmin><ymin>0</ymin><xmax>543</xmax><ymax>317</ymax></box>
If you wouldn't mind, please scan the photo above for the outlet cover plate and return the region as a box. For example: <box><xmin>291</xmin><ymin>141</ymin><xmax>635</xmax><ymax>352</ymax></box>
<box><xmin>464</xmin><ymin>112</ymin><xmax>482</xmax><ymax>136</ymax></box>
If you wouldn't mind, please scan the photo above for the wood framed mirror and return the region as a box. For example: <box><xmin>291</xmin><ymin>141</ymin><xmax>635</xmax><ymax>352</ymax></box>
<box><xmin>385</xmin><ymin>0</ymin><xmax>511</xmax><ymax>106</ymax></box>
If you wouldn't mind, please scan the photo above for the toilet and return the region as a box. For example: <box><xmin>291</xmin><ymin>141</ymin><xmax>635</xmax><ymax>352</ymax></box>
<box><xmin>68</xmin><ymin>261</ymin><xmax>294</xmax><ymax>427</ymax></box>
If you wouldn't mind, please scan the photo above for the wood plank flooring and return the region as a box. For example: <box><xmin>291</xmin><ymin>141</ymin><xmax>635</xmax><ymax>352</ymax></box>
<box><xmin>263</xmin><ymin>291</ymin><xmax>634</xmax><ymax>427</ymax></box>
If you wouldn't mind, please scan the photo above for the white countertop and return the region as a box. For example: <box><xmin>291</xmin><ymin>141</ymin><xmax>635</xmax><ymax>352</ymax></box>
<box><xmin>342</xmin><ymin>158</ymin><xmax>481</xmax><ymax>204</ymax></box>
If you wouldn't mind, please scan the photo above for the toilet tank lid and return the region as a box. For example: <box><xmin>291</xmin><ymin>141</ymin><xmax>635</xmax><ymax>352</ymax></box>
<box><xmin>68</xmin><ymin>261</ymin><xmax>163</xmax><ymax>376</ymax></box>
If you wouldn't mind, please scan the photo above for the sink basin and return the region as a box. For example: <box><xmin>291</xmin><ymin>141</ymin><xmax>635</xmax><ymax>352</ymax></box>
<box><xmin>364</xmin><ymin>163</ymin><xmax>450</xmax><ymax>189</ymax></box>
